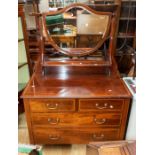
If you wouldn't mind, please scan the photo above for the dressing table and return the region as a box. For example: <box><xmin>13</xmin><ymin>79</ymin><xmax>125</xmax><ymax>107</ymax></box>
<box><xmin>22</xmin><ymin>3</ymin><xmax>131</xmax><ymax>144</ymax></box>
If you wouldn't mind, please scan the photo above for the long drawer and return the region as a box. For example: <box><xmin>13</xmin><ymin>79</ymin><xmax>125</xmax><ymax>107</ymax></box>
<box><xmin>79</xmin><ymin>99</ymin><xmax>124</xmax><ymax>112</ymax></box>
<box><xmin>29</xmin><ymin>99</ymin><xmax>75</xmax><ymax>112</ymax></box>
<box><xmin>31</xmin><ymin>113</ymin><xmax>122</xmax><ymax>127</ymax></box>
<box><xmin>33</xmin><ymin>128</ymin><xmax>120</xmax><ymax>144</ymax></box>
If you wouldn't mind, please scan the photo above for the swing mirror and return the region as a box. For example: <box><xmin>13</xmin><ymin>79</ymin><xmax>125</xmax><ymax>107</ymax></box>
<box><xmin>43</xmin><ymin>4</ymin><xmax>112</xmax><ymax>57</ymax></box>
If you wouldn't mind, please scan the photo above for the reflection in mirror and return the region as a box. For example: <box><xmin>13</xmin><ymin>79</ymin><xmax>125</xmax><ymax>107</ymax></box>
<box><xmin>45</xmin><ymin>7</ymin><xmax>110</xmax><ymax>51</ymax></box>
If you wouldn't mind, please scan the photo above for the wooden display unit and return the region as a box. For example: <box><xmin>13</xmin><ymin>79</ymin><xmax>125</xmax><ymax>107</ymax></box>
<box><xmin>18</xmin><ymin>2</ymin><xmax>32</xmax><ymax>75</ymax></box>
<box><xmin>22</xmin><ymin>3</ymin><xmax>131</xmax><ymax>144</ymax></box>
<box><xmin>18</xmin><ymin>2</ymin><xmax>32</xmax><ymax>114</ymax></box>
<box><xmin>116</xmin><ymin>0</ymin><xmax>136</xmax><ymax>74</ymax></box>
<box><xmin>27</xmin><ymin>0</ymin><xmax>121</xmax><ymax>70</ymax></box>
<box><xmin>26</xmin><ymin>0</ymin><xmax>136</xmax><ymax>75</ymax></box>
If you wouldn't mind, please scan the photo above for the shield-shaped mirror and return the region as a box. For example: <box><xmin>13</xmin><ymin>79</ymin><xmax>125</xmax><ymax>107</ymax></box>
<box><xmin>42</xmin><ymin>3</ymin><xmax>113</xmax><ymax>57</ymax></box>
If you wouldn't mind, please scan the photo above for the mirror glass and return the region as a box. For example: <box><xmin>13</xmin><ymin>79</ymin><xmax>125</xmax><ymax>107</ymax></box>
<box><xmin>45</xmin><ymin>7</ymin><xmax>110</xmax><ymax>55</ymax></box>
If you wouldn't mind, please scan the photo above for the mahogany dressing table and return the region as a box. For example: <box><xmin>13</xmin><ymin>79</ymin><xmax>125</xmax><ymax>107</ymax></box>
<box><xmin>22</xmin><ymin>3</ymin><xmax>131</xmax><ymax>144</ymax></box>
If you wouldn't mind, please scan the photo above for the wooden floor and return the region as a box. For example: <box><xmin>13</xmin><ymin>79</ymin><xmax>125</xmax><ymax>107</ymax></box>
<box><xmin>18</xmin><ymin>113</ymin><xmax>86</xmax><ymax>155</ymax></box>
<box><xmin>43</xmin><ymin>145</ymin><xmax>86</xmax><ymax>155</ymax></box>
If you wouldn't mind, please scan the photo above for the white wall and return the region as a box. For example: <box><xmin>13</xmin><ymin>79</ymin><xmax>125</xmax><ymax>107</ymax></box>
<box><xmin>123</xmin><ymin>77</ymin><xmax>136</xmax><ymax>140</ymax></box>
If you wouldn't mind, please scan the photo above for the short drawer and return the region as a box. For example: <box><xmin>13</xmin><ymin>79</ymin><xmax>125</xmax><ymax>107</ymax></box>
<box><xmin>31</xmin><ymin>113</ymin><xmax>122</xmax><ymax>127</ymax></box>
<box><xmin>29</xmin><ymin>99</ymin><xmax>75</xmax><ymax>112</ymax></box>
<box><xmin>79</xmin><ymin>99</ymin><xmax>124</xmax><ymax>112</ymax></box>
<box><xmin>33</xmin><ymin>128</ymin><xmax>120</xmax><ymax>144</ymax></box>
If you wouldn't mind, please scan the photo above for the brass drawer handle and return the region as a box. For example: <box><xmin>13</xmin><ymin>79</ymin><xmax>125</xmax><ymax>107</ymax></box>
<box><xmin>94</xmin><ymin>118</ymin><xmax>106</xmax><ymax>125</ymax></box>
<box><xmin>46</xmin><ymin>103</ymin><xmax>58</xmax><ymax>110</ymax></box>
<box><xmin>49</xmin><ymin>135</ymin><xmax>60</xmax><ymax>140</ymax></box>
<box><xmin>48</xmin><ymin>118</ymin><xmax>60</xmax><ymax>125</ymax></box>
<box><xmin>93</xmin><ymin>133</ymin><xmax>104</xmax><ymax>140</ymax></box>
<box><xmin>95</xmin><ymin>103</ymin><xmax>108</xmax><ymax>109</ymax></box>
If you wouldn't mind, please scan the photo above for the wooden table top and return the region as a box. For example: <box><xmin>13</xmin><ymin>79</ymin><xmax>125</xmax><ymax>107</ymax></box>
<box><xmin>22</xmin><ymin>65</ymin><xmax>131</xmax><ymax>99</ymax></box>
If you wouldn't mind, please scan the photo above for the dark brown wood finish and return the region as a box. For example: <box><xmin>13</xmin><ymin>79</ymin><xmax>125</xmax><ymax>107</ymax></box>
<box><xmin>79</xmin><ymin>99</ymin><xmax>124</xmax><ymax>111</ymax></box>
<box><xmin>31</xmin><ymin>113</ymin><xmax>122</xmax><ymax>127</ymax></box>
<box><xmin>22</xmin><ymin>63</ymin><xmax>131</xmax><ymax>144</ymax></box>
<box><xmin>18</xmin><ymin>90</ymin><xmax>24</xmax><ymax>114</ymax></box>
<box><xmin>29</xmin><ymin>99</ymin><xmax>76</xmax><ymax>112</ymax></box>
<box><xmin>33</xmin><ymin>128</ymin><xmax>120</xmax><ymax>144</ymax></box>
<box><xmin>22</xmin><ymin>70</ymin><xmax>131</xmax><ymax>99</ymax></box>
<box><xmin>22</xmin><ymin>3</ymin><xmax>132</xmax><ymax>145</ymax></box>
<box><xmin>23</xmin><ymin>99</ymin><xmax>35</xmax><ymax>143</ymax></box>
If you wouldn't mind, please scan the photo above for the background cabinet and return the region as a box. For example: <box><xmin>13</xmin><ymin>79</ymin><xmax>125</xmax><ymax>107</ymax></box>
<box><xmin>23</xmin><ymin>0</ymin><xmax>136</xmax><ymax>76</ymax></box>
<box><xmin>18</xmin><ymin>3</ymin><xmax>32</xmax><ymax>114</ymax></box>
<box><xmin>115</xmin><ymin>0</ymin><xmax>136</xmax><ymax>75</ymax></box>
<box><xmin>18</xmin><ymin>17</ymin><xmax>30</xmax><ymax>85</ymax></box>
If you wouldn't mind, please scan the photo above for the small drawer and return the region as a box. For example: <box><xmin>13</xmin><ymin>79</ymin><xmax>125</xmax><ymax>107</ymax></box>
<box><xmin>31</xmin><ymin>113</ymin><xmax>121</xmax><ymax>127</ymax></box>
<box><xmin>29</xmin><ymin>99</ymin><xmax>75</xmax><ymax>112</ymax></box>
<box><xmin>33</xmin><ymin>128</ymin><xmax>120</xmax><ymax>144</ymax></box>
<box><xmin>79</xmin><ymin>99</ymin><xmax>124</xmax><ymax>112</ymax></box>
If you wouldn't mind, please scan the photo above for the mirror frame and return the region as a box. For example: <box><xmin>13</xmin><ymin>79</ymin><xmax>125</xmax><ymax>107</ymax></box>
<box><xmin>42</xmin><ymin>3</ymin><xmax>113</xmax><ymax>57</ymax></box>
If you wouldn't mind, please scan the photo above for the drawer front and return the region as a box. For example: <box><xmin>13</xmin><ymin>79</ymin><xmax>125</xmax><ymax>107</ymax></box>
<box><xmin>79</xmin><ymin>99</ymin><xmax>124</xmax><ymax>112</ymax></box>
<box><xmin>31</xmin><ymin>113</ymin><xmax>122</xmax><ymax>127</ymax></box>
<box><xmin>33</xmin><ymin>128</ymin><xmax>120</xmax><ymax>144</ymax></box>
<box><xmin>29</xmin><ymin>99</ymin><xmax>75</xmax><ymax>112</ymax></box>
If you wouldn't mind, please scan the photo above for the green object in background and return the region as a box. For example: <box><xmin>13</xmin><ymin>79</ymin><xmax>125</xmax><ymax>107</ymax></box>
<box><xmin>46</xmin><ymin>14</ymin><xmax>64</xmax><ymax>26</ymax></box>
<box><xmin>18</xmin><ymin>65</ymin><xmax>30</xmax><ymax>84</ymax></box>
<box><xmin>18</xmin><ymin>144</ymin><xmax>43</xmax><ymax>155</ymax></box>
<box><xmin>18</xmin><ymin>83</ymin><xmax>27</xmax><ymax>92</ymax></box>
<box><xmin>18</xmin><ymin>16</ymin><xmax>30</xmax><ymax>85</ymax></box>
